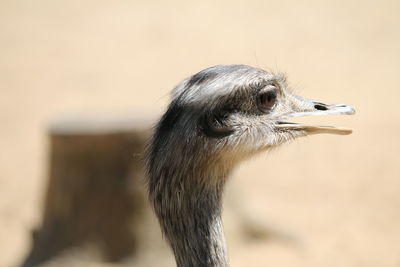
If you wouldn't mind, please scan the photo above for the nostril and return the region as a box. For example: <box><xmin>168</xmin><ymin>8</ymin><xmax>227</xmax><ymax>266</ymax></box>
<box><xmin>314</xmin><ymin>104</ymin><xmax>328</xmax><ymax>111</ymax></box>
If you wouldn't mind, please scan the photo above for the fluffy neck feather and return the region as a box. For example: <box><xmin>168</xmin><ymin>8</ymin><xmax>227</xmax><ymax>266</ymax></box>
<box><xmin>149</xmin><ymin>163</ymin><xmax>230</xmax><ymax>267</ymax></box>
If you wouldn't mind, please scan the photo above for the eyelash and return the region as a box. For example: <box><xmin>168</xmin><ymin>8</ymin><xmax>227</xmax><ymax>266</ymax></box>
<box><xmin>252</xmin><ymin>81</ymin><xmax>266</xmax><ymax>90</ymax></box>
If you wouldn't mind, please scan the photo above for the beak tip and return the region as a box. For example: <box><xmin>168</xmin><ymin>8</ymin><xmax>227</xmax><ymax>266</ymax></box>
<box><xmin>337</xmin><ymin>104</ymin><xmax>356</xmax><ymax>115</ymax></box>
<box><xmin>349</xmin><ymin>106</ymin><xmax>356</xmax><ymax>115</ymax></box>
<box><xmin>330</xmin><ymin>127</ymin><xmax>353</xmax><ymax>135</ymax></box>
<box><xmin>345</xmin><ymin>129</ymin><xmax>353</xmax><ymax>135</ymax></box>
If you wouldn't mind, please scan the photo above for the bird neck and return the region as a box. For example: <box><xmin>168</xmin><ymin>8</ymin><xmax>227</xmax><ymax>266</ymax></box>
<box><xmin>153</xmin><ymin>170</ymin><xmax>230</xmax><ymax>267</ymax></box>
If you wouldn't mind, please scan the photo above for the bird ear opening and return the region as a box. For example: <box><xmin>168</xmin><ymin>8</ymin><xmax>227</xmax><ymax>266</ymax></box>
<box><xmin>200</xmin><ymin>110</ymin><xmax>234</xmax><ymax>138</ymax></box>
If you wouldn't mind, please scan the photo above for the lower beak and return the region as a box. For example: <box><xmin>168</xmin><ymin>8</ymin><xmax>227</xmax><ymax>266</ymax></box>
<box><xmin>276</xmin><ymin>101</ymin><xmax>356</xmax><ymax>135</ymax></box>
<box><xmin>277</xmin><ymin>123</ymin><xmax>353</xmax><ymax>135</ymax></box>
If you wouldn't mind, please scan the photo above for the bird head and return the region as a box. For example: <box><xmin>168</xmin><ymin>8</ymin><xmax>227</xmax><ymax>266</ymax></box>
<box><xmin>151</xmin><ymin>65</ymin><xmax>355</xmax><ymax>171</ymax></box>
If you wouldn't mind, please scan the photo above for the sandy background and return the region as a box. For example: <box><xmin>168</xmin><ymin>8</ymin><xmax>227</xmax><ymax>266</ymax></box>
<box><xmin>1</xmin><ymin>0</ymin><xmax>400</xmax><ymax>266</ymax></box>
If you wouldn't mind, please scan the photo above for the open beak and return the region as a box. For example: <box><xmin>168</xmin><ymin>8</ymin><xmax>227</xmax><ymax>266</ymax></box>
<box><xmin>276</xmin><ymin>96</ymin><xmax>356</xmax><ymax>135</ymax></box>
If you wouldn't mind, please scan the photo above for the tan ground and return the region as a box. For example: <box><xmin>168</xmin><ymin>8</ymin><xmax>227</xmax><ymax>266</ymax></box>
<box><xmin>1</xmin><ymin>0</ymin><xmax>400</xmax><ymax>266</ymax></box>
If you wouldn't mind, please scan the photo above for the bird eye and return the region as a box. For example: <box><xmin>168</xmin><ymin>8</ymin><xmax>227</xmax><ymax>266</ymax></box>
<box><xmin>258</xmin><ymin>90</ymin><xmax>277</xmax><ymax>112</ymax></box>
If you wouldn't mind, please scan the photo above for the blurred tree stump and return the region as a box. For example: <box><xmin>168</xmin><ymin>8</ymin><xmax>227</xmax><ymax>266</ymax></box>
<box><xmin>22</xmin><ymin>116</ymin><xmax>152</xmax><ymax>267</ymax></box>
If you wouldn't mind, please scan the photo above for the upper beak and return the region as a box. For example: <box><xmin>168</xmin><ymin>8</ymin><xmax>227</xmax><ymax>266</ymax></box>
<box><xmin>276</xmin><ymin>96</ymin><xmax>356</xmax><ymax>135</ymax></box>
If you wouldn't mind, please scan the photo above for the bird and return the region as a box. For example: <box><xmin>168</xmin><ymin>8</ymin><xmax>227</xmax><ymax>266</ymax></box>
<box><xmin>146</xmin><ymin>64</ymin><xmax>355</xmax><ymax>267</ymax></box>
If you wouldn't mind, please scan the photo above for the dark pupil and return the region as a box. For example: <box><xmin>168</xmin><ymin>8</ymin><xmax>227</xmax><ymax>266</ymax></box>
<box><xmin>260</xmin><ymin>91</ymin><xmax>277</xmax><ymax>109</ymax></box>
